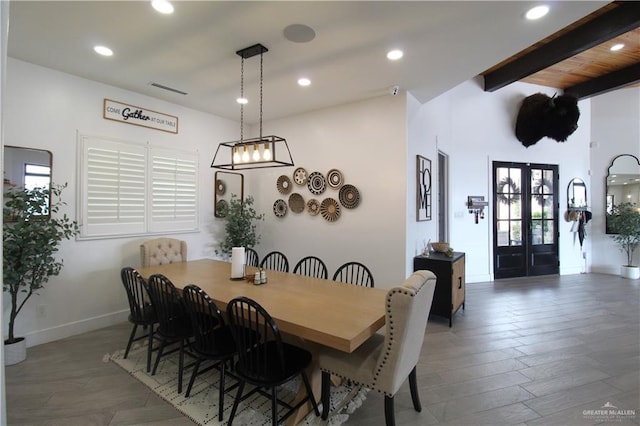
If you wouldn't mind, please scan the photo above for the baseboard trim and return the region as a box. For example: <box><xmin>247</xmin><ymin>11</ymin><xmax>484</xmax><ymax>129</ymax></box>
<box><xmin>560</xmin><ymin>267</ymin><xmax>585</xmax><ymax>275</ymax></box>
<box><xmin>466</xmin><ymin>273</ymin><xmax>492</xmax><ymax>283</ymax></box>
<box><xmin>24</xmin><ymin>310</ymin><xmax>129</xmax><ymax>348</ymax></box>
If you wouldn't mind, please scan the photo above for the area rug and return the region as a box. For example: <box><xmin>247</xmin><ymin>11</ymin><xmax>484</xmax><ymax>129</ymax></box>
<box><xmin>105</xmin><ymin>343</ymin><xmax>368</xmax><ymax>425</ymax></box>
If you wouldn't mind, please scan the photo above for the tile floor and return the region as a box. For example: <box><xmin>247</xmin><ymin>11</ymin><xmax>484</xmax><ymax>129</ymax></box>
<box><xmin>5</xmin><ymin>273</ymin><xmax>640</xmax><ymax>425</ymax></box>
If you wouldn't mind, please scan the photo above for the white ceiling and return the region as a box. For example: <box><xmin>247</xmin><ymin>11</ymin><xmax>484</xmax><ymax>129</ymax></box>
<box><xmin>7</xmin><ymin>1</ymin><xmax>608</xmax><ymax>124</ymax></box>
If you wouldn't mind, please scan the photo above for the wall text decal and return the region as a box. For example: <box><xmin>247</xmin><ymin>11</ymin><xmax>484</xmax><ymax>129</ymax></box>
<box><xmin>103</xmin><ymin>99</ymin><xmax>178</xmax><ymax>134</ymax></box>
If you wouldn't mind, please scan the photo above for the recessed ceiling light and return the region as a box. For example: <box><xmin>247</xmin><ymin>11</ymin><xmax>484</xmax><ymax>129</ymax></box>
<box><xmin>93</xmin><ymin>45</ymin><xmax>113</xmax><ymax>57</ymax></box>
<box><xmin>151</xmin><ymin>0</ymin><xmax>174</xmax><ymax>14</ymax></box>
<box><xmin>387</xmin><ymin>49</ymin><xmax>403</xmax><ymax>61</ymax></box>
<box><xmin>526</xmin><ymin>5</ymin><xmax>549</xmax><ymax>20</ymax></box>
<box><xmin>298</xmin><ymin>78</ymin><xmax>311</xmax><ymax>87</ymax></box>
<box><xmin>610</xmin><ymin>43</ymin><xmax>625</xmax><ymax>52</ymax></box>
<box><xmin>236</xmin><ymin>97</ymin><xmax>248</xmax><ymax>105</ymax></box>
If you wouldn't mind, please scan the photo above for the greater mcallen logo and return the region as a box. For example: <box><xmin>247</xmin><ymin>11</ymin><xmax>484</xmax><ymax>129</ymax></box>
<box><xmin>583</xmin><ymin>402</ymin><xmax>636</xmax><ymax>422</ymax></box>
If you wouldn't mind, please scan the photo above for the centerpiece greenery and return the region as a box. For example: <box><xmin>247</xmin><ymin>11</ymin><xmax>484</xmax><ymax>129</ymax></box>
<box><xmin>215</xmin><ymin>194</ymin><xmax>264</xmax><ymax>259</ymax></box>
<box><xmin>607</xmin><ymin>202</ymin><xmax>640</xmax><ymax>268</ymax></box>
<box><xmin>3</xmin><ymin>184</ymin><xmax>79</xmax><ymax>345</ymax></box>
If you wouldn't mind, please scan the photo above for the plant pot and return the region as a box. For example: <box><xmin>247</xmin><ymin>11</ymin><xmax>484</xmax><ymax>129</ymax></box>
<box><xmin>621</xmin><ymin>265</ymin><xmax>640</xmax><ymax>280</ymax></box>
<box><xmin>4</xmin><ymin>337</ymin><xmax>27</xmax><ymax>365</ymax></box>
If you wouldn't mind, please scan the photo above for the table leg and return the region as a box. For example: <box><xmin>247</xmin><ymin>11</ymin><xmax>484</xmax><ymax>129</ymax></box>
<box><xmin>283</xmin><ymin>334</ymin><xmax>322</xmax><ymax>426</ymax></box>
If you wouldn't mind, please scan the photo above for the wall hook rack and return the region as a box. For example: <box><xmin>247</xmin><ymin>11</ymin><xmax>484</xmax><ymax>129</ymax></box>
<box><xmin>466</xmin><ymin>196</ymin><xmax>488</xmax><ymax>224</ymax></box>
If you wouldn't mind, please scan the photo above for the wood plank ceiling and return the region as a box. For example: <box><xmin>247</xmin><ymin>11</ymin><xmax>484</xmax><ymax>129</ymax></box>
<box><xmin>482</xmin><ymin>1</ymin><xmax>640</xmax><ymax>99</ymax></box>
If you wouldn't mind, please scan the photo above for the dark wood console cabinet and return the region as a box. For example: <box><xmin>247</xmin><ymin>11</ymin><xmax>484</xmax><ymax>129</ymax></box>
<box><xmin>413</xmin><ymin>252</ymin><xmax>465</xmax><ymax>327</ymax></box>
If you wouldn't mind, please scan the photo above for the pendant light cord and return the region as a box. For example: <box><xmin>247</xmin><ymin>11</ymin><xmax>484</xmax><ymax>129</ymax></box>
<box><xmin>240</xmin><ymin>56</ymin><xmax>245</xmax><ymax>143</ymax></box>
<box><xmin>259</xmin><ymin>52</ymin><xmax>264</xmax><ymax>141</ymax></box>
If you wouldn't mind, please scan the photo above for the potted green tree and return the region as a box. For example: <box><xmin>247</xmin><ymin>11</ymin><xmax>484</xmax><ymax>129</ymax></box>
<box><xmin>215</xmin><ymin>194</ymin><xmax>264</xmax><ymax>258</ymax></box>
<box><xmin>607</xmin><ymin>202</ymin><xmax>640</xmax><ymax>279</ymax></box>
<box><xmin>3</xmin><ymin>184</ymin><xmax>79</xmax><ymax>364</ymax></box>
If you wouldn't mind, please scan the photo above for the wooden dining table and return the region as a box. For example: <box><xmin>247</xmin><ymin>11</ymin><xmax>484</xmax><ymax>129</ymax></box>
<box><xmin>137</xmin><ymin>258</ymin><xmax>387</xmax><ymax>424</ymax></box>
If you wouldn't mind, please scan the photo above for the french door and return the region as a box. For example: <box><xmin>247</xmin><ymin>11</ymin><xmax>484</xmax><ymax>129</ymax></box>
<box><xmin>493</xmin><ymin>162</ymin><xmax>559</xmax><ymax>279</ymax></box>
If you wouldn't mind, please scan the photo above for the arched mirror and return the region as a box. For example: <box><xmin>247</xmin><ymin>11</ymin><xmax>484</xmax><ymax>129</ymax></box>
<box><xmin>3</xmin><ymin>146</ymin><xmax>53</xmax><ymax>220</ymax></box>
<box><xmin>567</xmin><ymin>178</ymin><xmax>587</xmax><ymax>210</ymax></box>
<box><xmin>606</xmin><ymin>154</ymin><xmax>640</xmax><ymax>234</ymax></box>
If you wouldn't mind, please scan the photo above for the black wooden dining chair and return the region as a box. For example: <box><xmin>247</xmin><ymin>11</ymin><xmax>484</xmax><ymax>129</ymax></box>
<box><xmin>120</xmin><ymin>267</ymin><xmax>158</xmax><ymax>373</ymax></box>
<box><xmin>181</xmin><ymin>284</ymin><xmax>239</xmax><ymax>421</ymax></box>
<box><xmin>293</xmin><ymin>256</ymin><xmax>328</xmax><ymax>279</ymax></box>
<box><xmin>245</xmin><ymin>247</ymin><xmax>259</xmax><ymax>267</ymax></box>
<box><xmin>146</xmin><ymin>274</ymin><xmax>194</xmax><ymax>393</ymax></box>
<box><xmin>332</xmin><ymin>261</ymin><xmax>375</xmax><ymax>287</ymax></box>
<box><xmin>260</xmin><ymin>251</ymin><xmax>289</xmax><ymax>272</ymax></box>
<box><xmin>226</xmin><ymin>296</ymin><xmax>320</xmax><ymax>426</ymax></box>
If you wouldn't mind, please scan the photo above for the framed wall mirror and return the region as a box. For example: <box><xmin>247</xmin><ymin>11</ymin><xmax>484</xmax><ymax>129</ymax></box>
<box><xmin>606</xmin><ymin>154</ymin><xmax>640</xmax><ymax>234</ymax></box>
<box><xmin>214</xmin><ymin>171</ymin><xmax>244</xmax><ymax>218</ymax></box>
<box><xmin>4</xmin><ymin>146</ymin><xmax>53</xmax><ymax>220</ymax></box>
<box><xmin>567</xmin><ymin>178</ymin><xmax>587</xmax><ymax>210</ymax></box>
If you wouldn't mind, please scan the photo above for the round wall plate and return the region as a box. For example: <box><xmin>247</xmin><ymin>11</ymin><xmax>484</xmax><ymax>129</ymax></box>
<box><xmin>327</xmin><ymin>169</ymin><xmax>344</xmax><ymax>188</ymax></box>
<box><xmin>216</xmin><ymin>179</ymin><xmax>226</xmax><ymax>195</ymax></box>
<box><xmin>307</xmin><ymin>198</ymin><xmax>320</xmax><ymax>216</ymax></box>
<box><xmin>307</xmin><ymin>171</ymin><xmax>326</xmax><ymax>195</ymax></box>
<box><xmin>273</xmin><ymin>199</ymin><xmax>288</xmax><ymax>217</ymax></box>
<box><xmin>293</xmin><ymin>167</ymin><xmax>308</xmax><ymax>185</ymax></box>
<box><xmin>320</xmin><ymin>197</ymin><xmax>341</xmax><ymax>222</ymax></box>
<box><xmin>277</xmin><ymin>175</ymin><xmax>293</xmax><ymax>194</ymax></box>
<box><xmin>288</xmin><ymin>193</ymin><xmax>305</xmax><ymax>213</ymax></box>
<box><xmin>339</xmin><ymin>184</ymin><xmax>360</xmax><ymax>209</ymax></box>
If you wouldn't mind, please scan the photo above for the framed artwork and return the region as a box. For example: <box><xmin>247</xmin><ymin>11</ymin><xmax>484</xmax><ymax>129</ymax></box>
<box><xmin>214</xmin><ymin>171</ymin><xmax>244</xmax><ymax>218</ymax></box>
<box><xmin>416</xmin><ymin>155</ymin><xmax>432</xmax><ymax>221</ymax></box>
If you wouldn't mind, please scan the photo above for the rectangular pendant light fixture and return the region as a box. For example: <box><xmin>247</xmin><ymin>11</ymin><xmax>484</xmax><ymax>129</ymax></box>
<box><xmin>211</xmin><ymin>44</ymin><xmax>294</xmax><ymax>171</ymax></box>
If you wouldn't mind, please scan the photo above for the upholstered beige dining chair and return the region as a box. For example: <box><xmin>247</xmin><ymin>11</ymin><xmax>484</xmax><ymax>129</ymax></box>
<box><xmin>140</xmin><ymin>238</ymin><xmax>187</xmax><ymax>267</ymax></box>
<box><xmin>318</xmin><ymin>270</ymin><xmax>437</xmax><ymax>426</ymax></box>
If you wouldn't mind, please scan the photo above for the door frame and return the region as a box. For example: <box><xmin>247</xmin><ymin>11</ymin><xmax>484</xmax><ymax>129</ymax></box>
<box><xmin>492</xmin><ymin>161</ymin><xmax>559</xmax><ymax>278</ymax></box>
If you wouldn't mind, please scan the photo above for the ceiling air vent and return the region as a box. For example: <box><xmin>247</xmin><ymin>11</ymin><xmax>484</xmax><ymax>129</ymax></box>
<box><xmin>149</xmin><ymin>82</ymin><xmax>188</xmax><ymax>95</ymax></box>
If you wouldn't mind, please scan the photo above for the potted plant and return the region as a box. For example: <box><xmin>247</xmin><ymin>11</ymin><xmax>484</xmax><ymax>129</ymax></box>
<box><xmin>3</xmin><ymin>184</ymin><xmax>79</xmax><ymax>364</ymax></box>
<box><xmin>215</xmin><ymin>194</ymin><xmax>264</xmax><ymax>259</ymax></box>
<box><xmin>607</xmin><ymin>201</ymin><xmax>640</xmax><ymax>279</ymax></box>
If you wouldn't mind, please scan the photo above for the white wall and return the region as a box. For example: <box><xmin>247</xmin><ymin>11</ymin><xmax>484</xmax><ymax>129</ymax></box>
<box><xmin>406</xmin><ymin>91</ymin><xmax>438</xmax><ymax>274</ymax></box>
<box><xmin>3</xmin><ymin>58</ymin><xmax>238</xmax><ymax>347</ymax></box>
<box><xmin>590</xmin><ymin>88</ymin><xmax>640</xmax><ymax>274</ymax></box>
<box><xmin>248</xmin><ymin>94</ymin><xmax>409</xmax><ymax>288</ymax></box>
<box><xmin>416</xmin><ymin>77</ymin><xmax>593</xmax><ymax>281</ymax></box>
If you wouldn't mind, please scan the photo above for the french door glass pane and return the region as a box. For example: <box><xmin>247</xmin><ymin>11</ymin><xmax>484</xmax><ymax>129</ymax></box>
<box><xmin>510</xmin><ymin>221</ymin><xmax>522</xmax><ymax>246</ymax></box>
<box><xmin>510</xmin><ymin>195</ymin><xmax>521</xmax><ymax>218</ymax></box>
<box><xmin>497</xmin><ymin>220</ymin><xmax>510</xmax><ymax>246</ymax></box>
<box><xmin>497</xmin><ymin>220</ymin><xmax>522</xmax><ymax>246</ymax></box>
<box><xmin>543</xmin><ymin>219</ymin><xmax>554</xmax><ymax>243</ymax></box>
<box><xmin>531</xmin><ymin>221</ymin><xmax>542</xmax><ymax>245</ymax></box>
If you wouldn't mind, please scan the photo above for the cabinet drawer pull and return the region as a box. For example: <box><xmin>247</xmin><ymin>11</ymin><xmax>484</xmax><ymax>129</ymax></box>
<box><xmin>458</xmin><ymin>276</ymin><xmax>462</xmax><ymax>289</ymax></box>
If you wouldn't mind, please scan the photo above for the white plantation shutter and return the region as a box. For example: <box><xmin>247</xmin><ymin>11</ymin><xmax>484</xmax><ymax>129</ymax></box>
<box><xmin>78</xmin><ymin>134</ymin><xmax>198</xmax><ymax>238</ymax></box>
<box><xmin>149</xmin><ymin>148</ymin><xmax>198</xmax><ymax>232</ymax></box>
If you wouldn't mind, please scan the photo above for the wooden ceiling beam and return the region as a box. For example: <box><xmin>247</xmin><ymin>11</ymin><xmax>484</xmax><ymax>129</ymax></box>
<box><xmin>565</xmin><ymin>62</ymin><xmax>640</xmax><ymax>99</ymax></box>
<box><xmin>483</xmin><ymin>2</ymin><xmax>640</xmax><ymax>92</ymax></box>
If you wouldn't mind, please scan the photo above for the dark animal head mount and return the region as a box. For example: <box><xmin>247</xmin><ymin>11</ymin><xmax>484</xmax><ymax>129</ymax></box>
<box><xmin>515</xmin><ymin>93</ymin><xmax>580</xmax><ymax>147</ymax></box>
